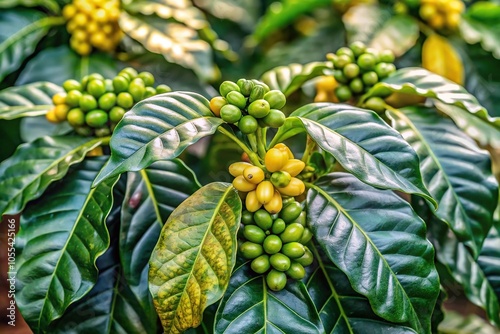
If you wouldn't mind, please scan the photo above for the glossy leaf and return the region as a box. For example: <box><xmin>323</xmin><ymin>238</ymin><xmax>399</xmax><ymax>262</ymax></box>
<box><xmin>368</xmin><ymin>15</ymin><xmax>419</xmax><ymax>57</ymax></box>
<box><xmin>120</xmin><ymin>160</ymin><xmax>200</xmax><ymax>293</ymax></box>
<box><xmin>20</xmin><ymin>116</ymin><xmax>72</xmax><ymax>143</ymax></box>
<box><xmin>0</xmin><ymin>10</ymin><xmax>63</xmax><ymax>82</ymax></box>
<box><xmin>427</xmin><ymin>217</ymin><xmax>500</xmax><ymax>327</ymax></box>
<box><xmin>308</xmin><ymin>172</ymin><xmax>440</xmax><ymax>333</ymax></box>
<box><xmin>193</xmin><ymin>0</ymin><xmax>260</xmax><ymax>31</ymax></box>
<box><xmin>271</xmin><ymin>103</ymin><xmax>434</xmax><ymax>204</ymax></box>
<box><xmin>93</xmin><ymin>92</ymin><xmax>223</xmax><ymax>186</ymax></box>
<box><xmin>119</xmin><ymin>12</ymin><xmax>216</xmax><ymax>82</ymax></box>
<box><xmin>149</xmin><ymin>182</ymin><xmax>241</xmax><ymax>333</ymax></box>
<box><xmin>17</xmin><ymin>45</ymin><xmax>117</xmax><ymax>86</ymax></box>
<box><xmin>478</xmin><ymin>226</ymin><xmax>500</xmax><ymax>300</ymax></box>
<box><xmin>422</xmin><ymin>34</ymin><xmax>464</xmax><ymax>84</ymax></box>
<box><xmin>343</xmin><ymin>4</ymin><xmax>391</xmax><ymax>45</ymax></box>
<box><xmin>461</xmin><ymin>2</ymin><xmax>500</xmax><ymax>59</ymax></box>
<box><xmin>49</xmin><ymin>189</ymin><xmax>158</xmax><ymax>334</ymax></box>
<box><xmin>16</xmin><ymin>157</ymin><xmax>119</xmax><ymax>333</ymax></box>
<box><xmin>363</xmin><ymin>67</ymin><xmax>500</xmax><ymax>147</ymax></box>
<box><xmin>435</xmin><ymin>101</ymin><xmax>500</xmax><ymax>149</ymax></box>
<box><xmin>307</xmin><ymin>244</ymin><xmax>418</xmax><ymax>333</ymax></box>
<box><xmin>389</xmin><ymin>107</ymin><xmax>498</xmax><ymax>257</ymax></box>
<box><xmin>0</xmin><ymin>135</ymin><xmax>106</xmax><ymax>216</ymax></box>
<box><xmin>260</xmin><ymin>62</ymin><xmax>330</xmax><ymax>97</ymax></box>
<box><xmin>0</xmin><ymin>0</ymin><xmax>60</xmax><ymax>13</ymax></box>
<box><xmin>250</xmin><ymin>0</ymin><xmax>332</xmax><ymax>43</ymax></box>
<box><xmin>438</xmin><ymin>310</ymin><xmax>498</xmax><ymax>334</ymax></box>
<box><xmin>0</xmin><ymin>82</ymin><xmax>62</xmax><ymax>120</ymax></box>
<box><xmin>214</xmin><ymin>261</ymin><xmax>324</xmax><ymax>333</ymax></box>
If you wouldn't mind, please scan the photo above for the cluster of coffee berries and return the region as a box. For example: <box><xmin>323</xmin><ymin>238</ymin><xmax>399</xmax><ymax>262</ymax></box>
<box><xmin>209</xmin><ymin>79</ymin><xmax>287</xmax><ymax>133</ymax></box>
<box><xmin>46</xmin><ymin>67</ymin><xmax>172</xmax><ymax>137</ymax></box>
<box><xmin>328</xmin><ymin>42</ymin><xmax>396</xmax><ymax>102</ymax></box>
<box><xmin>230</xmin><ymin>144</ymin><xmax>306</xmax><ymax>215</ymax></box>
<box><xmin>240</xmin><ymin>200</ymin><xmax>314</xmax><ymax>291</ymax></box>
<box><xmin>63</xmin><ymin>0</ymin><xmax>122</xmax><ymax>55</ymax></box>
<box><xmin>419</xmin><ymin>0</ymin><xmax>464</xmax><ymax>30</ymax></box>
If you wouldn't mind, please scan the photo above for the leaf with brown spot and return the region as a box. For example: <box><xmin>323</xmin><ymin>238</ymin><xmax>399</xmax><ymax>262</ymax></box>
<box><xmin>148</xmin><ymin>182</ymin><xmax>241</xmax><ymax>334</ymax></box>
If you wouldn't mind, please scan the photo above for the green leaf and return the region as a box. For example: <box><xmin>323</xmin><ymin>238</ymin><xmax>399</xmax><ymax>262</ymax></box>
<box><xmin>478</xmin><ymin>226</ymin><xmax>500</xmax><ymax>300</ymax></box>
<box><xmin>250</xmin><ymin>0</ymin><xmax>332</xmax><ymax>43</ymax></box>
<box><xmin>120</xmin><ymin>160</ymin><xmax>200</xmax><ymax>292</ymax></box>
<box><xmin>461</xmin><ymin>2</ymin><xmax>500</xmax><ymax>59</ymax></box>
<box><xmin>0</xmin><ymin>10</ymin><xmax>64</xmax><ymax>82</ymax></box>
<box><xmin>364</xmin><ymin>67</ymin><xmax>500</xmax><ymax>148</ymax></box>
<box><xmin>272</xmin><ymin>103</ymin><xmax>435</xmax><ymax>204</ymax></box>
<box><xmin>0</xmin><ymin>82</ymin><xmax>62</xmax><ymax>120</ymax></box>
<box><xmin>307</xmin><ymin>244</ymin><xmax>418</xmax><ymax>333</ymax></box>
<box><xmin>20</xmin><ymin>115</ymin><xmax>72</xmax><ymax>142</ymax></box>
<box><xmin>438</xmin><ymin>310</ymin><xmax>499</xmax><ymax>334</ymax></box>
<box><xmin>16</xmin><ymin>157</ymin><xmax>119</xmax><ymax>333</ymax></box>
<box><xmin>149</xmin><ymin>182</ymin><xmax>241</xmax><ymax>333</ymax></box>
<box><xmin>388</xmin><ymin>106</ymin><xmax>498</xmax><ymax>258</ymax></box>
<box><xmin>0</xmin><ymin>0</ymin><xmax>60</xmax><ymax>13</ymax></box>
<box><xmin>427</xmin><ymin>217</ymin><xmax>500</xmax><ymax>327</ymax></box>
<box><xmin>214</xmin><ymin>261</ymin><xmax>324</xmax><ymax>333</ymax></box>
<box><xmin>119</xmin><ymin>12</ymin><xmax>216</xmax><ymax>82</ymax></box>
<box><xmin>368</xmin><ymin>15</ymin><xmax>419</xmax><ymax>57</ymax></box>
<box><xmin>93</xmin><ymin>92</ymin><xmax>223</xmax><ymax>186</ymax></box>
<box><xmin>0</xmin><ymin>135</ymin><xmax>106</xmax><ymax>216</ymax></box>
<box><xmin>307</xmin><ymin>172</ymin><xmax>440</xmax><ymax>333</ymax></box>
<box><xmin>17</xmin><ymin>45</ymin><xmax>118</xmax><ymax>86</ymax></box>
<box><xmin>260</xmin><ymin>61</ymin><xmax>330</xmax><ymax>97</ymax></box>
<box><xmin>343</xmin><ymin>4</ymin><xmax>391</xmax><ymax>45</ymax></box>
<box><xmin>435</xmin><ymin>102</ymin><xmax>500</xmax><ymax>149</ymax></box>
<box><xmin>193</xmin><ymin>0</ymin><xmax>261</xmax><ymax>31</ymax></box>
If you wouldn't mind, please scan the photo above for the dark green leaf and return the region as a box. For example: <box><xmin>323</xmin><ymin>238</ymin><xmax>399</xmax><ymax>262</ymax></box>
<box><xmin>260</xmin><ymin>61</ymin><xmax>330</xmax><ymax>97</ymax></box>
<box><xmin>214</xmin><ymin>261</ymin><xmax>324</xmax><ymax>333</ymax></box>
<box><xmin>428</xmin><ymin>217</ymin><xmax>500</xmax><ymax>327</ymax></box>
<box><xmin>149</xmin><ymin>182</ymin><xmax>241</xmax><ymax>333</ymax></box>
<box><xmin>120</xmin><ymin>159</ymin><xmax>200</xmax><ymax>296</ymax></box>
<box><xmin>343</xmin><ymin>4</ymin><xmax>391</xmax><ymax>45</ymax></box>
<box><xmin>0</xmin><ymin>82</ymin><xmax>62</xmax><ymax>120</ymax></box>
<box><xmin>368</xmin><ymin>15</ymin><xmax>419</xmax><ymax>57</ymax></box>
<box><xmin>272</xmin><ymin>103</ymin><xmax>435</xmax><ymax>204</ymax></box>
<box><xmin>250</xmin><ymin>0</ymin><xmax>332</xmax><ymax>43</ymax></box>
<box><xmin>0</xmin><ymin>0</ymin><xmax>60</xmax><ymax>13</ymax></box>
<box><xmin>438</xmin><ymin>310</ymin><xmax>498</xmax><ymax>334</ymax></box>
<box><xmin>461</xmin><ymin>2</ymin><xmax>500</xmax><ymax>59</ymax></box>
<box><xmin>119</xmin><ymin>12</ymin><xmax>216</xmax><ymax>82</ymax></box>
<box><xmin>307</xmin><ymin>244</ymin><xmax>418</xmax><ymax>333</ymax></box>
<box><xmin>16</xmin><ymin>157</ymin><xmax>119</xmax><ymax>332</ymax></box>
<box><xmin>308</xmin><ymin>172</ymin><xmax>440</xmax><ymax>333</ymax></box>
<box><xmin>20</xmin><ymin>115</ymin><xmax>72</xmax><ymax>142</ymax></box>
<box><xmin>388</xmin><ymin>106</ymin><xmax>498</xmax><ymax>257</ymax></box>
<box><xmin>0</xmin><ymin>136</ymin><xmax>106</xmax><ymax>215</ymax></box>
<box><xmin>0</xmin><ymin>9</ymin><xmax>63</xmax><ymax>82</ymax></box>
<box><xmin>17</xmin><ymin>45</ymin><xmax>117</xmax><ymax>86</ymax></box>
<box><xmin>49</xmin><ymin>188</ymin><xmax>158</xmax><ymax>334</ymax></box>
<box><xmin>363</xmin><ymin>67</ymin><xmax>500</xmax><ymax>147</ymax></box>
<box><xmin>93</xmin><ymin>92</ymin><xmax>223</xmax><ymax>186</ymax></box>
<box><xmin>478</xmin><ymin>226</ymin><xmax>500</xmax><ymax>300</ymax></box>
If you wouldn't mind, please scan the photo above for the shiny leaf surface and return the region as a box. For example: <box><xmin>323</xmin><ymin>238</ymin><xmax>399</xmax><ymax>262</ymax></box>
<box><xmin>149</xmin><ymin>182</ymin><xmax>241</xmax><ymax>333</ymax></box>
<box><xmin>478</xmin><ymin>226</ymin><xmax>500</xmax><ymax>300</ymax></box>
<box><xmin>93</xmin><ymin>92</ymin><xmax>223</xmax><ymax>186</ymax></box>
<box><xmin>308</xmin><ymin>172</ymin><xmax>440</xmax><ymax>333</ymax></box>
<box><xmin>0</xmin><ymin>82</ymin><xmax>62</xmax><ymax>120</ymax></box>
<box><xmin>343</xmin><ymin>4</ymin><xmax>391</xmax><ymax>44</ymax></box>
<box><xmin>368</xmin><ymin>15</ymin><xmax>419</xmax><ymax>57</ymax></box>
<box><xmin>461</xmin><ymin>2</ymin><xmax>500</xmax><ymax>59</ymax></box>
<box><xmin>0</xmin><ymin>136</ymin><xmax>105</xmax><ymax>215</ymax></box>
<box><xmin>260</xmin><ymin>62</ymin><xmax>330</xmax><ymax>97</ymax></box>
<box><xmin>389</xmin><ymin>107</ymin><xmax>498</xmax><ymax>257</ymax></box>
<box><xmin>120</xmin><ymin>160</ymin><xmax>200</xmax><ymax>294</ymax></box>
<box><xmin>214</xmin><ymin>261</ymin><xmax>324</xmax><ymax>333</ymax></box>
<box><xmin>16</xmin><ymin>157</ymin><xmax>119</xmax><ymax>333</ymax></box>
<box><xmin>271</xmin><ymin>103</ymin><xmax>434</xmax><ymax>204</ymax></box>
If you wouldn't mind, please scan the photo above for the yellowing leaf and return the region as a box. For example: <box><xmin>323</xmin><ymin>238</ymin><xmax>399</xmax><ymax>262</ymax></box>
<box><xmin>422</xmin><ymin>34</ymin><xmax>464</xmax><ymax>84</ymax></box>
<box><xmin>148</xmin><ymin>182</ymin><xmax>241</xmax><ymax>334</ymax></box>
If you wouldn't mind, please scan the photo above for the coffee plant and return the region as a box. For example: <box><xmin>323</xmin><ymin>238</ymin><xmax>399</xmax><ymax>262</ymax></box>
<box><xmin>0</xmin><ymin>1</ymin><xmax>500</xmax><ymax>334</ymax></box>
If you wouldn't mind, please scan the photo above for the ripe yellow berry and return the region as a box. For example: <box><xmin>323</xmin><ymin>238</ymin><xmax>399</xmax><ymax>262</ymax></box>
<box><xmin>46</xmin><ymin>108</ymin><xmax>60</xmax><ymax>123</ymax></box>
<box><xmin>256</xmin><ymin>181</ymin><xmax>275</xmax><ymax>204</ymax></box>
<box><xmin>264</xmin><ymin>190</ymin><xmax>283</xmax><ymax>214</ymax></box>
<box><xmin>246</xmin><ymin>191</ymin><xmax>262</xmax><ymax>212</ymax></box>
<box><xmin>265</xmin><ymin>148</ymin><xmax>289</xmax><ymax>172</ymax></box>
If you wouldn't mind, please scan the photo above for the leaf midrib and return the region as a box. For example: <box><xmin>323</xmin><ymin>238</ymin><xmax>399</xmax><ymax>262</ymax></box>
<box><xmin>140</xmin><ymin>169</ymin><xmax>163</xmax><ymax>227</ymax></box>
<box><xmin>309</xmin><ymin>182</ymin><xmax>423</xmax><ymax>333</ymax></box>
<box><xmin>164</xmin><ymin>184</ymin><xmax>234</xmax><ymax>333</ymax></box>
<box><xmin>390</xmin><ymin>109</ymin><xmax>473</xmax><ymax>244</ymax></box>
